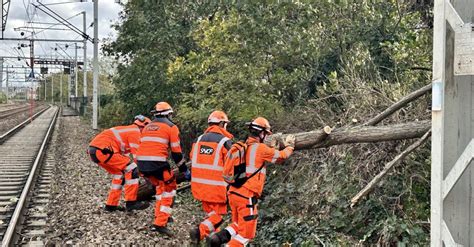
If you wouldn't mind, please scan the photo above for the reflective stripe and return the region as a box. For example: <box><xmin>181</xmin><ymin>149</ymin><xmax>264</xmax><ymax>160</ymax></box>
<box><xmin>202</xmin><ymin>219</ymin><xmax>215</xmax><ymax>232</ymax></box>
<box><xmin>193</xmin><ymin>163</ymin><xmax>224</xmax><ymax>171</ymax></box>
<box><xmin>125</xmin><ymin>163</ymin><xmax>137</xmax><ymax>173</ymax></box>
<box><xmin>191</xmin><ymin>135</ymin><xmax>204</xmax><ymax>165</ymax></box>
<box><xmin>233</xmin><ymin>234</ymin><xmax>250</xmax><ymax>245</ymax></box>
<box><xmin>192</xmin><ymin>177</ymin><xmax>227</xmax><ymax>186</ymax></box>
<box><xmin>136</xmin><ymin>155</ymin><xmax>167</xmax><ymax>162</ymax></box>
<box><xmin>170</xmin><ymin>141</ymin><xmax>180</xmax><ymax>147</ymax></box>
<box><xmin>155</xmin><ymin>195</ymin><xmax>162</xmax><ymax>200</ymax></box>
<box><xmin>140</xmin><ymin>136</ymin><xmax>169</xmax><ymax>144</ymax></box>
<box><xmin>160</xmin><ymin>206</ymin><xmax>172</xmax><ymax>214</ymax></box>
<box><xmin>208</xmin><ymin>211</ymin><xmax>216</xmax><ymax>216</ymax></box>
<box><xmin>212</xmin><ymin>137</ymin><xmax>230</xmax><ymax>166</ymax></box>
<box><xmin>162</xmin><ymin>190</ymin><xmax>176</xmax><ymax>198</ymax></box>
<box><xmin>225</xmin><ymin>226</ymin><xmax>237</xmax><ymax>237</ymax></box>
<box><xmin>112</xmin><ymin>174</ymin><xmax>123</xmax><ymax>180</ymax></box>
<box><xmin>111</xmin><ymin>128</ymin><xmax>126</xmax><ymax>153</ymax></box>
<box><xmin>129</xmin><ymin>143</ymin><xmax>139</xmax><ymax>148</ymax></box>
<box><xmin>110</xmin><ymin>184</ymin><xmax>122</xmax><ymax>190</ymax></box>
<box><xmin>246</xmin><ymin>144</ymin><xmax>265</xmax><ymax>175</ymax></box>
<box><xmin>125</xmin><ymin>178</ymin><xmax>139</xmax><ymax>185</ymax></box>
<box><xmin>249</xmin><ymin>198</ymin><xmax>254</xmax><ymax>215</ymax></box>
<box><xmin>271</xmin><ymin>150</ymin><xmax>280</xmax><ymax>163</ymax></box>
<box><xmin>115</xmin><ymin>127</ymin><xmax>140</xmax><ymax>133</ymax></box>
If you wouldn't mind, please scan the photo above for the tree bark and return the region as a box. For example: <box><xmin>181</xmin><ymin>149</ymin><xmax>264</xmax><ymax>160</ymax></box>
<box><xmin>349</xmin><ymin>129</ymin><xmax>431</xmax><ymax>207</ymax></box>
<box><xmin>267</xmin><ymin>120</ymin><xmax>430</xmax><ymax>150</ymax></box>
<box><xmin>363</xmin><ymin>83</ymin><xmax>432</xmax><ymax>126</ymax></box>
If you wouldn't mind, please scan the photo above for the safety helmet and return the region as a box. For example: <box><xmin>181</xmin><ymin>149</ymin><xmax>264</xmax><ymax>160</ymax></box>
<box><xmin>208</xmin><ymin>110</ymin><xmax>229</xmax><ymax>124</ymax></box>
<box><xmin>152</xmin><ymin>102</ymin><xmax>173</xmax><ymax>116</ymax></box>
<box><xmin>246</xmin><ymin>117</ymin><xmax>272</xmax><ymax>134</ymax></box>
<box><xmin>134</xmin><ymin>115</ymin><xmax>151</xmax><ymax>127</ymax></box>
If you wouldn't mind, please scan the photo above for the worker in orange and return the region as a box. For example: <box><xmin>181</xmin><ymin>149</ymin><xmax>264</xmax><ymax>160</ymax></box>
<box><xmin>188</xmin><ymin>110</ymin><xmax>234</xmax><ymax>245</ymax></box>
<box><xmin>209</xmin><ymin>117</ymin><xmax>296</xmax><ymax>246</ymax></box>
<box><xmin>136</xmin><ymin>102</ymin><xmax>190</xmax><ymax>236</ymax></box>
<box><xmin>88</xmin><ymin>115</ymin><xmax>151</xmax><ymax>212</ymax></box>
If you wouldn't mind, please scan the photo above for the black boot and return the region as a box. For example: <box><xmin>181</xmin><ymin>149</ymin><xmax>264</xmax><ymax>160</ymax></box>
<box><xmin>150</xmin><ymin>225</ymin><xmax>174</xmax><ymax>237</ymax></box>
<box><xmin>125</xmin><ymin>201</ymin><xmax>150</xmax><ymax>211</ymax></box>
<box><xmin>189</xmin><ymin>226</ymin><xmax>200</xmax><ymax>245</ymax></box>
<box><xmin>207</xmin><ymin>229</ymin><xmax>231</xmax><ymax>247</ymax></box>
<box><xmin>103</xmin><ymin>205</ymin><xmax>125</xmax><ymax>212</ymax></box>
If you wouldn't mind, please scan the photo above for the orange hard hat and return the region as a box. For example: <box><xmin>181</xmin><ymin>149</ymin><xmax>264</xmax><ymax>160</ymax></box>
<box><xmin>208</xmin><ymin>110</ymin><xmax>229</xmax><ymax>124</ymax></box>
<box><xmin>246</xmin><ymin>117</ymin><xmax>272</xmax><ymax>134</ymax></box>
<box><xmin>134</xmin><ymin>115</ymin><xmax>151</xmax><ymax>127</ymax></box>
<box><xmin>152</xmin><ymin>102</ymin><xmax>173</xmax><ymax>116</ymax></box>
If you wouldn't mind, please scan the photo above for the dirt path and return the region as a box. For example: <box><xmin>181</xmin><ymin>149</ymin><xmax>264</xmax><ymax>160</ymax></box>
<box><xmin>45</xmin><ymin>116</ymin><xmax>203</xmax><ymax>245</ymax></box>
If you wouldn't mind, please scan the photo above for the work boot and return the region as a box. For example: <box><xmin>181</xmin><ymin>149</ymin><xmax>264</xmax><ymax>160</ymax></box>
<box><xmin>189</xmin><ymin>227</ymin><xmax>200</xmax><ymax>246</ymax></box>
<box><xmin>125</xmin><ymin>201</ymin><xmax>150</xmax><ymax>211</ymax></box>
<box><xmin>207</xmin><ymin>229</ymin><xmax>231</xmax><ymax>247</ymax></box>
<box><xmin>103</xmin><ymin>205</ymin><xmax>125</xmax><ymax>212</ymax></box>
<box><xmin>150</xmin><ymin>225</ymin><xmax>174</xmax><ymax>237</ymax></box>
<box><xmin>167</xmin><ymin>217</ymin><xmax>174</xmax><ymax>224</ymax></box>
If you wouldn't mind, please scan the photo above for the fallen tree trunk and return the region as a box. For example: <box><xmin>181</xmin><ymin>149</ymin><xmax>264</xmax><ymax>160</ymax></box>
<box><xmin>363</xmin><ymin>83</ymin><xmax>432</xmax><ymax>126</ymax></box>
<box><xmin>268</xmin><ymin>120</ymin><xmax>430</xmax><ymax>150</ymax></box>
<box><xmin>350</xmin><ymin>129</ymin><xmax>431</xmax><ymax>207</ymax></box>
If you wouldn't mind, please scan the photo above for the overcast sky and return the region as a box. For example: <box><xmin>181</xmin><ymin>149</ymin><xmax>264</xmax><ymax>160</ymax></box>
<box><xmin>1</xmin><ymin>0</ymin><xmax>123</xmax><ymax>83</ymax></box>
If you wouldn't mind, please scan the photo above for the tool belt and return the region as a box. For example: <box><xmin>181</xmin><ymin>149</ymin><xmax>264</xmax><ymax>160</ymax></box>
<box><xmin>88</xmin><ymin>146</ymin><xmax>114</xmax><ymax>164</ymax></box>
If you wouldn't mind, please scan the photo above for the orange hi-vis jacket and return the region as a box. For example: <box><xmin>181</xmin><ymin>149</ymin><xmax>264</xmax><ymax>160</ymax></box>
<box><xmin>136</xmin><ymin>118</ymin><xmax>182</xmax><ymax>162</ymax></box>
<box><xmin>228</xmin><ymin>136</ymin><xmax>294</xmax><ymax>198</ymax></box>
<box><xmin>190</xmin><ymin>125</ymin><xmax>233</xmax><ymax>203</ymax></box>
<box><xmin>89</xmin><ymin>124</ymin><xmax>141</xmax><ymax>155</ymax></box>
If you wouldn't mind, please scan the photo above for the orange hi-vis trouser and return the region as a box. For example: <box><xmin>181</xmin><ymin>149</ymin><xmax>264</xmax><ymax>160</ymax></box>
<box><xmin>226</xmin><ymin>192</ymin><xmax>258</xmax><ymax>247</ymax></box>
<box><xmin>198</xmin><ymin>201</ymin><xmax>227</xmax><ymax>240</ymax></box>
<box><xmin>88</xmin><ymin>147</ymin><xmax>139</xmax><ymax>206</ymax></box>
<box><xmin>147</xmin><ymin>169</ymin><xmax>177</xmax><ymax>226</ymax></box>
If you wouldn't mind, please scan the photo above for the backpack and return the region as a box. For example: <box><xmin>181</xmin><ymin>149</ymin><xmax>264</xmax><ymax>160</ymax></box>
<box><xmin>222</xmin><ymin>141</ymin><xmax>265</xmax><ymax>188</ymax></box>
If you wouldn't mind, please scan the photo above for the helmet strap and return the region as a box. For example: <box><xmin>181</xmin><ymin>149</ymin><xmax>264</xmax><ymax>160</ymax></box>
<box><xmin>258</xmin><ymin>131</ymin><xmax>267</xmax><ymax>143</ymax></box>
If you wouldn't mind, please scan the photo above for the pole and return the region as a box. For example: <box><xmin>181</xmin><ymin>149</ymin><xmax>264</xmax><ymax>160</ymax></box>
<box><xmin>74</xmin><ymin>42</ymin><xmax>78</xmax><ymax>98</ymax></box>
<box><xmin>431</xmin><ymin>0</ymin><xmax>446</xmax><ymax>246</ymax></box>
<box><xmin>51</xmin><ymin>73</ymin><xmax>54</xmax><ymax>103</ymax></box>
<box><xmin>68</xmin><ymin>65</ymin><xmax>71</xmax><ymax>106</ymax></box>
<box><xmin>5</xmin><ymin>70</ymin><xmax>8</xmax><ymax>103</ymax></box>
<box><xmin>92</xmin><ymin>0</ymin><xmax>99</xmax><ymax>129</ymax></box>
<box><xmin>0</xmin><ymin>58</ymin><xmax>3</xmax><ymax>94</ymax></box>
<box><xmin>60</xmin><ymin>70</ymin><xmax>63</xmax><ymax>105</ymax></box>
<box><xmin>83</xmin><ymin>11</ymin><xmax>87</xmax><ymax>99</ymax></box>
<box><xmin>44</xmin><ymin>78</ymin><xmax>47</xmax><ymax>101</ymax></box>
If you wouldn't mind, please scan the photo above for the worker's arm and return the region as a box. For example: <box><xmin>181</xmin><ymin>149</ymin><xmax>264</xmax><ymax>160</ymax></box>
<box><xmin>170</xmin><ymin>125</ymin><xmax>185</xmax><ymax>169</ymax></box>
<box><xmin>128</xmin><ymin>131</ymin><xmax>140</xmax><ymax>156</ymax></box>
<box><xmin>262</xmin><ymin>134</ymin><xmax>295</xmax><ymax>164</ymax></box>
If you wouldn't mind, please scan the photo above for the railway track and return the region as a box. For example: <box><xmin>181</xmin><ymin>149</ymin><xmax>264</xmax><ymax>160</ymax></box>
<box><xmin>0</xmin><ymin>106</ymin><xmax>59</xmax><ymax>246</ymax></box>
<box><xmin>0</xmin><ymin>106</ymin><xmax>36</xmax><ymax>120</ymax></box>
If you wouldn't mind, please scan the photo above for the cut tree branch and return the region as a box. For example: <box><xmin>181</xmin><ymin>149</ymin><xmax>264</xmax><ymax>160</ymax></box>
<box><xmin>349</xmin><ymin>129</ymin><xmax>431</xmax><ymax>207</ymax></box>
<box><xmin>363</xmin><ymin>83</ymin><xmax>432</xmax><ymax>126</ymax></box>
<box><xmin>268</xmin><ymin>120</ymin><xmax>430</xmax><ymax>150</ymax></box>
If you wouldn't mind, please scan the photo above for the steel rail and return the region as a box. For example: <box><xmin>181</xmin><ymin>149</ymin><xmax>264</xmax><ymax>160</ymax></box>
<box><xmin>0</xmin><ymin>105</ymin><xmax>50</xmax><ymax>144</ymax></box>
<box><xmin>0</xmin><ymin>106</ymin><xmax>31</xmax><ymax>119</ymax></box>
<box><xmin>1</xmin><ymin>106</ymin><xmax>59</xmax><ymax>246</ymax></box>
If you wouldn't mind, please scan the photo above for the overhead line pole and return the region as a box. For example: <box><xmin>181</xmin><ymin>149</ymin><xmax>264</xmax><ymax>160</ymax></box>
<box><xmin>83</xmin><ymin>11</ymin><xmax>87</xmax><ymax>100</ymax></box>
<box><xmin>92</xmin><ymin>0</ymin><xmax>98</xmax><ymax>129</ymax></box>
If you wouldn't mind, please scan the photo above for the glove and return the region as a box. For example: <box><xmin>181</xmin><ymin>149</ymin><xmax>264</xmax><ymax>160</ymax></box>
<box><xmin>283</xmin><ymin>134</ymin><xmax>296</xmax><ymax>148</ymax></box>
<box><xmin>184</xmin><ymin>169</ymin><xmax>191</xmax><ymax>181</ymax></box>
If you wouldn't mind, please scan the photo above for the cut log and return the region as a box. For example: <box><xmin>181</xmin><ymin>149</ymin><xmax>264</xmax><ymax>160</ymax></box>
<box><xmin>349</xmin><ymin>129</ymin><xmax>431</xmax><ymax>207</ymax></box>
<box><xmin>363</xmin><ymin>83</ymin><xmax>432</xmax><ymax>126</ymax></box>
<box><xmin>267</xmin><ymin>120</ymin><xmax>430</xmax><ymax>150</ymax></box>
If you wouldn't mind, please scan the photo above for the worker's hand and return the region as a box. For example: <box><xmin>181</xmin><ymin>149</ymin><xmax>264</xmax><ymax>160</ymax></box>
<box><xmin>284</xmin><ymin>134</ymin><xmax>296</xmax><ymax>148</ymax></box>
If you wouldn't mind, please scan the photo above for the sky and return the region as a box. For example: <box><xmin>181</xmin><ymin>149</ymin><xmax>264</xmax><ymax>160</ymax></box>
<box><xmin>0</xmin><ymin>0</ymin><xmax>123</xmax><ymax>85</ymax></box>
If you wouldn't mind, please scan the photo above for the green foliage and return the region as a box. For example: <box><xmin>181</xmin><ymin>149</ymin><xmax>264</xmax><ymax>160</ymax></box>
<box><xmin>104</xmin><ymin>0</ymin><xmax>433</xmax><ymax>245</ymax></box>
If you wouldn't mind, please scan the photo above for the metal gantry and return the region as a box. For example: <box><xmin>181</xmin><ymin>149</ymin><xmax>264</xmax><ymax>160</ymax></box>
<box><xmin>431</xmin><ymin>0</ymin><xmax>474</xmax><ymax>246</ymax></box>
<box><xmin>1</xmin><ymin>0</ymin><xmax>11</xmax><ymax>38</ymax></box>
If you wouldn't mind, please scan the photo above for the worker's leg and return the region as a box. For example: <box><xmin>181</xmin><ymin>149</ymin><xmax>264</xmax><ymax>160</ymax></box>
<box><xmin>123</xmin><ymin>163</ymin><xmax>139</xmax><ymax>202</ymax></box>
<box><xmin>154</xmin><ymin>169</ymin><xmax>176</xmax><ymax>226</ymax></box>
<box><xmin>227</xmin><ymin>194</ymin><xmax>258</xmax><ymax>247</ymax></box>
<box><xmin>92</xmin><ymin>151</ymin><xmax>129</xmax><ymax>206</ymax></box>
<box><xmin>198</xmin><ymin>202</ymin><xmax>227</xmax><ymax>240</ymax></box>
